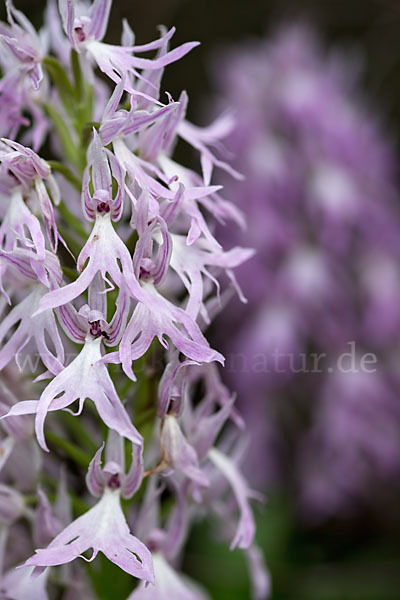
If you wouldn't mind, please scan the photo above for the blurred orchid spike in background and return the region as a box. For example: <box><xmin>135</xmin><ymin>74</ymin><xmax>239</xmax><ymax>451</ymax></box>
<box><xmin>213</xmin><ymin>22</ymin><xmax>400</xmax><ymax>520</ymax></box>
<box><xmin>0</xmin><ymin>0</ymin><xmax>267</xmax><ymax>598</ymax></box>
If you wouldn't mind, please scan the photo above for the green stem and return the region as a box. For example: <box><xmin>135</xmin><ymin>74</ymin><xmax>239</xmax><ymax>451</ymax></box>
<box><xmin>24</xmin><ymin>494</ymin><xmax>38</xmax><ymax>506</ymax></box>
<box><xmin>46</xmin><ymin>431</ymin><xmax>91</xmax><ymax>468</ymax></box>
<box><xmin>81</xmin><ymin>120</ymin><xmax>100</xmax><ymax>148</ymax></box>
<box><xmin>71</xmin><ymin>49</ymin><xmax>83</xmax><ymax>101</ymax></box>
<box><xmin>48</xmin><ymin>160</ymin><xmax>81</xmax><ymax>191</ymax></box>
<box><xmin>58</xmin><ymin>226</ymin><xmax>81</xmax><ymax>258</ymax></box>
<box><xmin>44</xmin><ymin>102</ymin><xmax>80</xmax><ymax>168</ymax></box>
<box><xmin>59</xmin><ymin>411</ymin><xmax>98</xmax><ymax>453</ymax></box>
<box><xmin>134</xmin><ymin>406</ymin><xmax>157</xmax><ymax>429</ymax></box>
<box><xmin>43</xmin><ymin>56</ymin><xmax>75</xmax><ymax>119</ymax></box>
<box><xmin>62</xmin><ymin>266</ymin><xmax>79</xmax><ymax>282</ymax></box>
<box><xmin>57</xmin><ymin>201</ymin><xmax>88</xmax><ymax>240</ymax></box>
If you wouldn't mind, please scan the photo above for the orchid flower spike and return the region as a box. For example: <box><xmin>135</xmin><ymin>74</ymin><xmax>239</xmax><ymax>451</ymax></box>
<box><xmin>0</xmin><ymin>1</ymin><xmax>266</xmax><ymax>597</ymax></box>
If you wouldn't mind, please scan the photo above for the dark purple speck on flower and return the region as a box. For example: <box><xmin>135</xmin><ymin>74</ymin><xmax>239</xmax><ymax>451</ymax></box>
<box><xmin>107</xmin><ymin>474</ymin><xmax>121</xmax><ymax>489</ymax></box>
<box><xmin>97</xmin><ymin>201</ymin><xmax>110</xmax><ymax>213</ymax></box>
<box><xmin>89</xmin><ymin>321</ymin><xmax>102</xmax><ymax>338</ymax></box>
<box><xmin>74</xmin><ymin>27</ymin><xmax>86</xmax><ymax>43</ymax></box>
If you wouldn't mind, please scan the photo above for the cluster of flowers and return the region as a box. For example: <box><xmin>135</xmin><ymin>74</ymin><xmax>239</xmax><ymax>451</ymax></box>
<box><xmin>0</xmin><ymin>1</ymin><xmax>269</xmax><ymax>598</ymax></box>
<box><xmin>213</xmin><ymin>24</ymin><xmax>400</xmax><ymax>517</ymax></box>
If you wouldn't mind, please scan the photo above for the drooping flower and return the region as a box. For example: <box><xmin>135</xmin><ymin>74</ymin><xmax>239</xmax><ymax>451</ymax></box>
<box><xmin>3</xmin><ymin>302</ymin><xmax>142</xmax><ymax>451</ymax></box>
<box><xmin>58</xmin><ymin>0</ymin><xmax>199</xmax><ymax>98</ymax></box>
<box><xmin>208</xmin><ymin>448</ymin><xmax>256</xmax><ymax>550</ymax></box>
<box><xmin>0</xmin><ymin>245</ymin><xmax>64</xmax><ymax>374</ymax></box>
<box><xmin>0</xmin><ymin>280</ymin><xmax>64</xmax><ymax>375</ymax></box>
<box><xmin>0</xmin><ymin>566</ymin><xmax>49</xmax><ymax>600</ymax></box>
<box><xmin>0</xmin><ymin>0</ymin><xmax>44</xmax><ymax>90</ymax></box>
<box><xmin>169</xmin><ymin>233</ymin><xmax>254</xmax><ymax>321</ymax></box>
<box><xmin>0</xmin><ymin>1</ymin><xmax>264</xmax><ymax>597</ymax></box>
<box><xmin>24</xmin><ymin>435</ymin><xmax>154</xmax><ymax>583</ymax></box>
<box><xmin>0</xmin><ymin>139</ymin><xmax>61</xmax><ymax>250</ymax></box>
<box><xmin>155</xmin><ymin>357</ymin><xmax>257</xmax><ymax>551</ymax></box>
<box><xmin>116</xmin><ymin>281</ymin><xmax>224</xmax><ymax>381</ymax></box>
<box><xmin>160</xmin><ymin>414</ymin><xmax>209</xmax><ymax>488</ymax></box>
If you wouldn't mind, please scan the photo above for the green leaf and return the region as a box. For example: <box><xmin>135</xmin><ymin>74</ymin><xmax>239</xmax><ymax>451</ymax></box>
<box><xmin>71</xmin><ymin>49</ymin><xmax>83</xmax><ymax>101</ymax></box>
<box><xmin>62</xmin><ymin>265</ymin><xmax>79</xmax><ymax>282</ymax></box>
<box><xmin>46</xmin><ymin>430</ymin><xmax>91</xmax><ymax>468</ymax></box>
<box><xmin>59</xmin><ymin>411</ymin><xmax>98</xmax><ymax>453</ymax></box>
<box><xmin>81</xmin><ymin>120</ymin><xmax>100</xmax><ymax>149</ymax></box>
<box><xmin>57</xmin><ymin>200</ymin><xmax>88</xmax><ymax>240</ymax></box>
<box><xmin>48</xmin><ymin>160</ymin><xmax>81</xmax><ymax>190</ymax></box>
<box><xmin>57</xmin><ymin>225</ymin><xmax>81</xmax><ymax>257</ymax></box>
<box><xmin>43</xmin><ymin>56</ymin><xmax>75</xmax><ymax>119</ymax></box>
<box><xmin>44</xmin><ymin>102</ymin><xmax>80</xmax><ymax>168</ymax></box>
